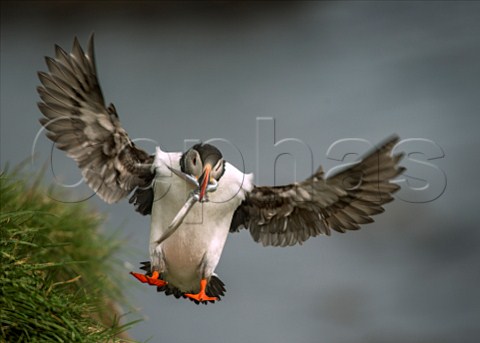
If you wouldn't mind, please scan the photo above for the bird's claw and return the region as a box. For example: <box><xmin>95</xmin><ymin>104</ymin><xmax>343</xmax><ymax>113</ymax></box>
<box><xmin>184</xmin><ymin>278</ymin><xmax>218</xmax><ymax>303</ymax></box>
<box><xmin>130</xmin><ymin>271</ymin><xmax>167</xmax><ymax>287</ymax></box>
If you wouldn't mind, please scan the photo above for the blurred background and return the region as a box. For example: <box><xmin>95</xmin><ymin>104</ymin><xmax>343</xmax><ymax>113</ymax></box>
<box><xmin>1</xmin><ymin>1</ymin><xmax>479</xmax><ymax>342</ymax></box>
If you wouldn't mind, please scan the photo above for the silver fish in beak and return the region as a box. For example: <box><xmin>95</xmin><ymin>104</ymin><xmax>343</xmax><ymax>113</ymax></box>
<box><xmin>156</xmin><ymin>166</ymin><xmax>218</xmax><ymax>244</ymax></box>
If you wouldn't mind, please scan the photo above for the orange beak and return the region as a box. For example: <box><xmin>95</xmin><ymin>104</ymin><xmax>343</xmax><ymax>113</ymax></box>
<box><xmin>198</xmin><ymin>164</ymin><xmax>212</xmax><ymax>202</ymax></box>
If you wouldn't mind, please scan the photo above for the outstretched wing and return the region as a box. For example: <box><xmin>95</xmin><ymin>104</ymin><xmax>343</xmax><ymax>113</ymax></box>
<box><xmin>37</xmin><ymin>34</ymin><xmax>154</xmax><ymax>204</ymax></box>
<box><xmin>230</xmin><ymin>135</ymin><xmax>404</xmax><ymax>247</ymax></box>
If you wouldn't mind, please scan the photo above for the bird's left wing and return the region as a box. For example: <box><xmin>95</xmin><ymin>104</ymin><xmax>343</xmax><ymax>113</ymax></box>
<box><xmin>37</xmin><ymin>34</ymin><xmax>155</xmax><ymax>206</ymax></box>
<box><xmin>230</xmin><ymin>135</ymin><xmax>404</xmax><ymax>247</ymax></box>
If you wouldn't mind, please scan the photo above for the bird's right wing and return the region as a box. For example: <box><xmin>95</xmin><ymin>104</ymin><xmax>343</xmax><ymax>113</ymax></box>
<box><xmin>37</xmin><ymin>34</ymin><xmax>155</xmax><ymax>205</ymax></box>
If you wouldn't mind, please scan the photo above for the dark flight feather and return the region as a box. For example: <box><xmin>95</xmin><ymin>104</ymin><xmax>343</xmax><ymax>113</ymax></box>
<box><xmin>37</xmin><ymin>34</ymin><xmax>155</xmax><ymax>206</ymax></box>
<box><xmin>230</xmin><ymin>135</ymin><xmax>405</xmax><ymax>247</ymax></box>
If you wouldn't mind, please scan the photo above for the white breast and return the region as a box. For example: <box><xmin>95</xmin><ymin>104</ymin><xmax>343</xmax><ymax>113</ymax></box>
<box><xmin>148</xmin><ymin>147</ymin><xmax>253</xmax><ymax>292</ymax></box>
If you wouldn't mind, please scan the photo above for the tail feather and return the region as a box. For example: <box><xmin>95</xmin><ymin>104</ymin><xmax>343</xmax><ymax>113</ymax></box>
<box><xmin>139</xmin><ymin>261</ymin><xmax>150</xmax><ymax>272</ymax></box>
<box><xmin>138</xmin><ymin>261</ymin><xmax>226</xmax><ymax>304</ymax></box>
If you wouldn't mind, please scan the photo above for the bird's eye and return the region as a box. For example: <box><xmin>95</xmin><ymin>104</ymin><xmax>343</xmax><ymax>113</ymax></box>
<box><xmin>193</xmin><ymin>157</ymin><xmax>197</xmax><ymax>166</ymax></box>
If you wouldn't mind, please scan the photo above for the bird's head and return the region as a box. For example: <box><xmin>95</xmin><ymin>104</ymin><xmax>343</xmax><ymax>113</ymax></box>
<box><xmin>180</xmin><ymin>143</ymin><xmax>225</xmax><ymax>201</ymax></box>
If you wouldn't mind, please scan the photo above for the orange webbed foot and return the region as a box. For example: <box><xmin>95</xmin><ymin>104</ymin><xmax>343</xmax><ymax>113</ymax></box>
<box><xmin>185</xmin><ymin>278</ymin><xmax>218</xmax><ymax>303</ymax></box>
<box><xmin>130</xmin><ymin>271</ymin><xmax>167</xmax><ymax>287</ymax></box>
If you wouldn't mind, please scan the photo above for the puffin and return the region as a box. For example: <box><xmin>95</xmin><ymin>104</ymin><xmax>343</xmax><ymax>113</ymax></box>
<box><xmin>37</xmin><ymin>35</ymin><xmax>405</xmax><ymax>304</ymax></box>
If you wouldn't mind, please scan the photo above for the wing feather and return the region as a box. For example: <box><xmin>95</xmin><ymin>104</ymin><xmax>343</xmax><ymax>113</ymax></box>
<box><xmin>38</xmin><ymin>34</ymin><xmax>154</xmax><ymax>205</ymax></box>
<box><xmin>231</xmin><ymin>135</ymin><xmax>404</xmax><ymax>246</ymax></box>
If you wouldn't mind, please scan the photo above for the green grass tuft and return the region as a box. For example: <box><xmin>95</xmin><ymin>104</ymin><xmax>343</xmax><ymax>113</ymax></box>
<box><xmin>0</xmin><ymin>170</ymin><xmax>139</xmax><ymax>342</ymax></box>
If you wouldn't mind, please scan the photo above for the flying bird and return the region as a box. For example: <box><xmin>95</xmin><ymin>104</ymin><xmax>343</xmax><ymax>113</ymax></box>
<box><xmin>37</xmin><ymin>35</ymin><xmax>404</xmax><ymax>304</ymax></box>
